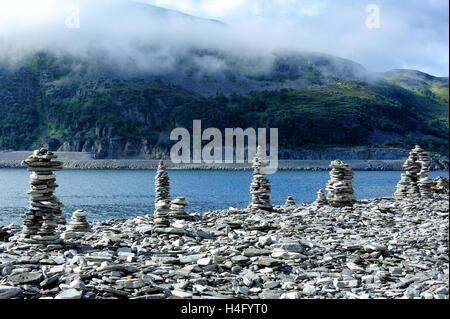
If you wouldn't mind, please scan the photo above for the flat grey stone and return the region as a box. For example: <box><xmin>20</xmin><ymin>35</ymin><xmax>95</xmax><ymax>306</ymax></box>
<box><xmin>55</xmin><ymin>289</ymin><xmax>83</xmax><ymax>299</ymax></box>
<box><xmin>0</xmin><ymin>285</ymin><xmax>22</xmax><ymax>299</ymax></box>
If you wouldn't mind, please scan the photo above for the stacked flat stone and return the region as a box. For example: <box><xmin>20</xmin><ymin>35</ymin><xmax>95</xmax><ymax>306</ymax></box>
<box><xmin>394</xmin><ymin>146</ymin><xmax>424</xmax><ymax>200</ymax></box>
<box><xmin>326</xmin><ymin>160</ymin><xmax>356</xmax><ymax>207</ymax></box>
<box><xmin>154</xmin><ymin>160</ymin><xmax>172</xmax><ymax>228</ymax></box>
<box><xmin>19</xmin><ymin>147</ymin><xmax>64</xmax><ymax>245</ymax></box>
<box><xmin>403</xmin><ymin>147</ymin><xmax>421</xmax><ymax>197</ymax></box>
<box><xmin>416</xmin><ymin>146</ymin><xmax>433</xmax><ymax>198</ymax></box>
<box><xmin>394</xmin><ymin>174</ymin><xmax>412</xmax><ymax>200</ymax></box>
<box><xmin>54</xmin><ymin>198</ymin><xmax>66</xmax><ymax>225</ymax></box>
<box><xmin>68</xmin><ymin>210</ymin><xmax>91</xmax><ymax>232</ymax></box>
<box><xmin>250</xmin><ymin>147</ymin><xmax>273</xmax><ymax>212</ymax></box>
<box><xmin>169</xmin><ymin>197</ymin><xmax>191</xmax><ymax>219</ymax></box>
<box><xmin>284</xmin><ymin>196</ymin><xmax>296</xmax><ymax>208</ymax></box>
<box><xmin>313</xmin><ymin>189</ymin><xmax>328</xmax><ymax>207</ymax></box>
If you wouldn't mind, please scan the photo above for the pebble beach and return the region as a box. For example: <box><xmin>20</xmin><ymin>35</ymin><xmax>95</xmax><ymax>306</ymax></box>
<box><xmin>0</xmin><ymin>194</ymin><xmax>448</xmax><ymax>300</ymax></box>
<box><xmin>0</xmin><ymin>146</ymin><xmax>448</xmax><ymax>300</ymax></box>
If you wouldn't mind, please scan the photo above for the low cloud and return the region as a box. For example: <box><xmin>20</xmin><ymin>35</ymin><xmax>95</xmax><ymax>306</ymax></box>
<box><xmin>0</xmin><ymin>0</ymin><xmax>448</xmax><ymax>76</ymax></box>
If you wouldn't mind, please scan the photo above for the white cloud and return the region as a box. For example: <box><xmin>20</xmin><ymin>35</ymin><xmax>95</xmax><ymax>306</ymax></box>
<box><xmin>139</xmin><ymin>0</ymin><xmax>328</xmax><ymax>20</ymax></box>
<box><xmin>0</xmin><ymin>0</ymin><xmax>448</xmax><ymax>76</ymax></box>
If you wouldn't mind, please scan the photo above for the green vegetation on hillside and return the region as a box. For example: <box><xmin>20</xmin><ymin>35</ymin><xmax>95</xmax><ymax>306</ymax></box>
<box><xmin>0</xmin><ymin>54</ymin><xmax>448</xmax><ymax>157</ymax></box>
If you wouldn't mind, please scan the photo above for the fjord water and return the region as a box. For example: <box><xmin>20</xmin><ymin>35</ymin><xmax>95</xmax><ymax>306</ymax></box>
<box><xmin>0</xmin><ymin>169</ymin><xmax>448</xmax><ymax>226</ymax></box>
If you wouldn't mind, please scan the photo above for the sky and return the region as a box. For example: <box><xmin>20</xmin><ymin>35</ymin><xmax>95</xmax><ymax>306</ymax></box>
<box><xmin>0</xmin><ymin>0</ymin><xmax>448</xmax><ymax>76</ymax></box>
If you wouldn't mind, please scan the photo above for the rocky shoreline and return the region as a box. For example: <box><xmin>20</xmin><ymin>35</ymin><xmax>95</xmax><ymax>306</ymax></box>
<box><xmin>1</xmin><ymin>159</ymin><xmax>449</xmax><ymax>171</ymax></box>
<box><xmin>0</xmin><ymin>194</ymin><xmax>448</xmax><ymax>300</ymax></box>
<box><xmin>0</xmin><ymin>147</ymin><xmax>448</xmax><ymax>300</ymax></box>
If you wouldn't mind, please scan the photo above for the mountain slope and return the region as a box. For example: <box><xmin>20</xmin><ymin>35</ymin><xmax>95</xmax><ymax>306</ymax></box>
<box><xmin>0</xmin><ymin>51</ymin><xmax>448</xmax><ymax>158</ymax></box>
<box><xmin>0</xmin><ymin>3</ymin><xmax>448</xmax><ymax>158</ymax></box>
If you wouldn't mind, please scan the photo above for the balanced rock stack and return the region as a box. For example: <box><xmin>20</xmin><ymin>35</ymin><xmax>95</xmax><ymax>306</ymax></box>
<box><xmin>19</xmin><ymin>147</ymin><xmax>64</xmax><ymax>245</ymax></box>
<box><xmin>393</xmin><ymin>174</ymin><xmax>412</xmax><ymax>200</ymax></box>
<box><xmin>313</xmin><ymin>189</ymin><xmax>328</xmax><ymax>207</ymax></box>
<box><xmin>284</xmin><ymin>196</ymin><xmax>296</xmax><ymax>208</ymax></box>
<box><xmin>403</xmin><ymin>147</ymin><xmax>421</xmax><ymax>197</ymax></box>
<box><xmin>326</xmin><ymin>160</ymin><xmax>356</xmax><ymax>207</ymax></box>
<box><xmin>62</xmin><ymin>209</ymin><xmax>91</xmax><ymax>240</ymax></box>
<box><xmin>154</xmin><ymin>160</ymin><xmax>172</xmax><ymax>228</ymax></box>
<box><xmin>249</xmin><ymin>146</ymin><xmax>273</xmax><ymax>212</ymax></box>
<box><xmin>169</xmin><ymin>197</ymin><xmax>191</xmax><ymax>220</ymax></box>
<box><xmin>394</xmin><ymin>145</ymin><xmax>426</xmax><ymax>200</ymax></box>
<box><xmin>54</xmin><ymin>198</ymin><xmax>65</xmax><ymax>225</ymax></box>
<box><xmin>416</xmin><ymin>146</ymin><xmax>433</xmax><ymax>198</ymax></box>
<box><xmin>68</xmin><ymin>210</ymin><xmax>91</xmax><ymax>232</ymax></box>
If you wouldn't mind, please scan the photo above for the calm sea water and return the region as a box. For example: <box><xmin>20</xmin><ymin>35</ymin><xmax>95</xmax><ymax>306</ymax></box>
<box><xmin>0</xmin><ymin>169</ymin><xmax>448</xmax><ymax>226</ymax></box>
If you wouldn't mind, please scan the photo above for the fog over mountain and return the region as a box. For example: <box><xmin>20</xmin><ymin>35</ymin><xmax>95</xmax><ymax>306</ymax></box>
<box><xmin>0</xmin><ymin>0</ymin><xmax>448</xmax><ymax>159</ymax></box>
<box><xmin>0</xmin><ymin>0</ymin><xmax>448</xmax><ymax>77</ymax></box>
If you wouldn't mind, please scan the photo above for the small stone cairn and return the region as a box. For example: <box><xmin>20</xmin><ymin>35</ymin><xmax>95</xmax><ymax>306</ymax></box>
<box><xmin>154</xmin><ymin>160</ymin><xmax>172</xmax><ymax>228</ymax></box>
<box><xmin>68</xmin><ymin>209</ymin><xmax>91</xmax><ymax>232</ymax></box>
<box><xmin>394</xmin><ymin>145</ymin><xmax>432</xmax><ymax>199</ymax></box>
<box><xmin>169</xmin><ymin>197</ymin><xmax>191</xmax><ymax>220</ymax></box>
<box><xmin>284</xmin><ymin>196</ymin><xmax>296</xmax><ymax>208</ymax></box>
<box><xmin>249</xmin><ymin>146</ymin><xmax>273</xmax><ymax>212</ymax></box>
<box><xmin>326</xmin><ymin>160</ymin><xmax>356</xmax><ymax>207</ymax></box>
<box><xmin>62</xmin><ymin>209</ymin><xmax>91</xmax><ymax>240</ymax></box>
<box><xmin>393</xmin><ymin>174</ymin><xmax>412</xmax><ymax>200</ymax></box>
<box><xmin>416</xmin><ymin>146</ymin><xmax>433</xmax><ymax>198</ymax></box>
<box><xmin>19</xmin><ymin>147</ymin><xmax>64</xmax><ymax>245</ymax></box>
<box><xmin>313</xmin><ymin>189</ymin><xmax>328</xmax><ymax>207</ymax></box>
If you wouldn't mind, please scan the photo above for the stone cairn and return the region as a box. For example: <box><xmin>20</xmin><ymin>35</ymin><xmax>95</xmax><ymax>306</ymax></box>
<box><xmin>393</xmin><ymin>174</ymin><xmax>412</xmax><ymax>200</ymax></box>
<box><xmin>19</xmin><ymin>147</ymin><xmax>64</xmax><ymax>245</ymax></box>
<box><xmin>62</xmin><ymin>209</ymin><xmax>91</xmax><ymax>240</ymax></box>
<box><xmin>68</xmin><ymin>209</ymin><xmax>91</xmax><ymax>232</ymax></box>
<box><xmin>313</xmin><ymin>189</ymin><xmax>328</xmax><ymax>207</ymax></box>
<box><xmin>169</xmin><ymin>197</ymin><xmax>191</xmax><ymax>220</ymax></box>
<box><xmin>416</xmin><ymin>146</ymin><xmax>433</xmax><ymax>198</ymax></box>
<box><xmin>404</xmin><ymin>146</ymin><xmax>421</xmax><ymax>197</ymax></box>
<box><xmin>284</xmin><ymin>196</ymin><xmax>296</xmax><ymax>208</ymax></box>
<box><xmin>154</xmin><ymin>160</ymin><xmax>172</xmax><ymax>228</ymax></box>
<box><xmin>326</xmin><ymin>160</ymin><xmax>356</xmax><ymax>207</ymax></box>
<box><xmin>394</xmin><ymin>145</ymin><xmax>427</xmax><ymax>199</ymax></box>
<box><xmin>249</xmin><ymin>146</ymin><xmax>273</xmax><ymax>212</ymax></box>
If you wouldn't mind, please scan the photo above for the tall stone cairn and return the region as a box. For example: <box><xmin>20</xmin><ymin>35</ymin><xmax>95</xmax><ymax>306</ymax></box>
<box><xmin>394</xmin><ymin>146</ymin><xmax>422</xmax><ymax>199</ymax></box>
<box><xmin>250</xmin><ymin>146</ymin><xmax>273</xmax><ymax>212</ymax></box>
<box><xmin>313</xmin><ymin>189</ymin><xmax>328</xmax><ymax>207</ymax></box>
<box><xmin>326</xmin><ymin>160</ymin><xmax>356</xmax><ymax>207</ymax></box>
<box><xmin>154</xmin><ymin>160</ymin><xmax>171</xmax><ymax>228</ymax></box>
<box><xmin>416</xmin><ymin>145</ymin><xmax>433</xmax><ymax>198</ymax></box>
<box><xmin>19</xmin><ymin>147</ymin><xmax>64</xmax><ymax>245</ymax></box>
<box><xmin>403</xmin><ymin>147</ymin><xmax>421</xmax><ymax>197</ymax></box>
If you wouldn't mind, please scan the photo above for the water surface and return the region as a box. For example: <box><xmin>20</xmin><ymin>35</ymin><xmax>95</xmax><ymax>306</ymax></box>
<box><xmin>0</xmin><ymin>169</ymin><xmax>447</xmax><ymax>225</ymax></box>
